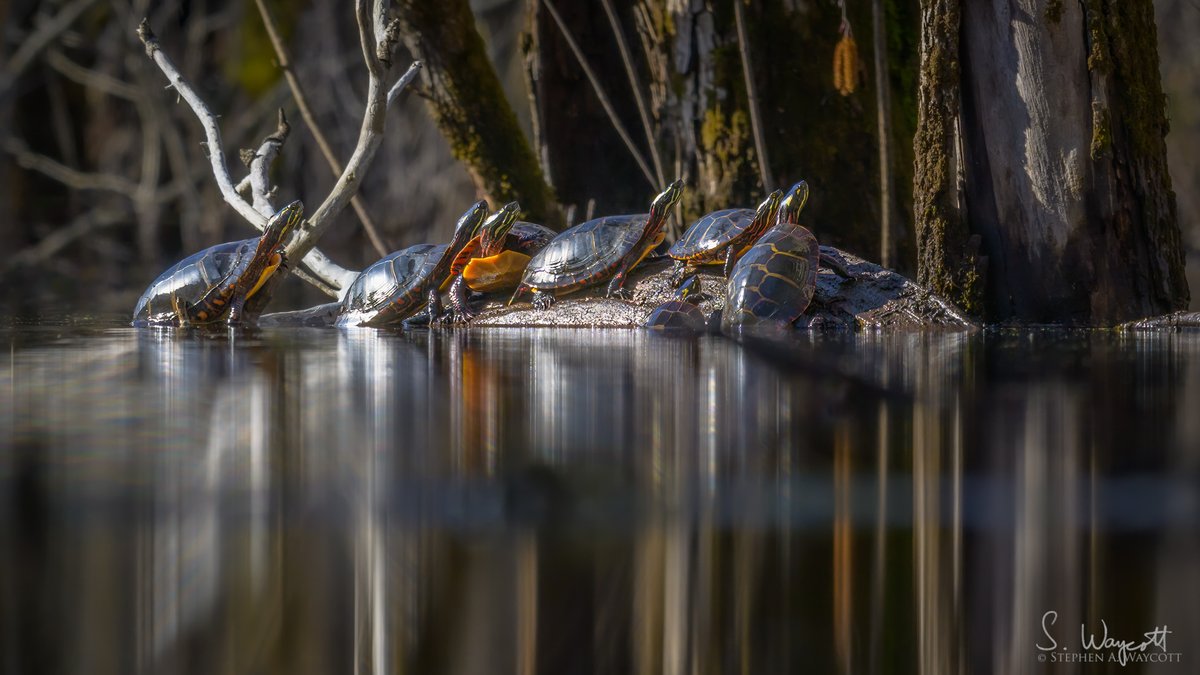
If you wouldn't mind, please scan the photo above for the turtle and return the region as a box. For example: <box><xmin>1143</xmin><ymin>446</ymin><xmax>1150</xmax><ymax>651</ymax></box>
<box><xmin>666</xmin><ymin>189</ymin><xmax>783</xmax><ymax>286</ymax></box>
<box><xmin>132</xmin><ymin>201</ymin><xmax>303</xmax><ymax>327</ymax></box>
<box><xmin>721</xmin><ymin>180</ymin><xmax>855</xmax><ymax>331</ymax></box>
<box><xmin>439</xmin><ymin>202</ymin><xmax>556</xmax><ymax>323</ymax></box>
<box><xmin>335</xmin><ymin>200</ymin><xmax>489</xmax><ymax>327</ymax></box>
<box><xmin>510</xmin><ymin>180</ymin><xmax>685</xmax><ymax>309</ymax></box>
<box><xmin>643</xmin><ymin>274</ymin><xmax>710</xmax><ymax>332</ymax></box>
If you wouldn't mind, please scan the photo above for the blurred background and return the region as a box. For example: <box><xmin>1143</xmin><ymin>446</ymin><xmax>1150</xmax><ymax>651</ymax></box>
<box><xmin>1</xmin><ymin>0</ymin><xmax>1195</xmax><ymax>317</ymax></box>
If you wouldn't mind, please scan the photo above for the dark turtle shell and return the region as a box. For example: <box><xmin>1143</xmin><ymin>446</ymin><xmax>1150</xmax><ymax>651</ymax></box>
<box><xmin>644</xmin><ymin>300</ymin><xmax>708</xmax><ymax>331</ymax></box>
<box><xmin>336</xmin><ymin>243</ymin><xmax>446</xmax><ymax>327</ymax></box>
<box><xmin>521</xmin><ymin>214</ymin><xmax>649</xmax><ymax>293</ymax></box>
<box><xmin>133</xmin><ymin>239</ymin><xmax>256</xmax><ymax>326</ymax></box>
<box><xmin>506</xmin><ymin>221</ymin><xmax>557</xmax><ymax>254</ymax></box>
<box><xmin>667</xmin><ymin>208</ymin><xmax>756</xmax><ymax>262</ymax></box>
<box><xmin>722</xmin><ymin>222</ymin><xmax>820</xmax><ymax>331</ymax></box>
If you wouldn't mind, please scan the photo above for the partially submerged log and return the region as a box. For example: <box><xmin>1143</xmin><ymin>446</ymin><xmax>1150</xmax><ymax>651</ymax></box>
<box><xmin>473</xmin><ymin>247</ymin><xmax>974</xmax><ymax>330</ymax></box>
<box><xmin>261</xmin><ymin>247</ymin><xmax>975</xmax><ymax>330</ymax></box>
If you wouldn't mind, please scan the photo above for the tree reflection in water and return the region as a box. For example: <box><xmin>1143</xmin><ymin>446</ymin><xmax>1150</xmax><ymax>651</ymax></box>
<box><xmin>0</xmin><ymin>326</ymin><xmax>1197</xmax><ymax>674</ymax></box>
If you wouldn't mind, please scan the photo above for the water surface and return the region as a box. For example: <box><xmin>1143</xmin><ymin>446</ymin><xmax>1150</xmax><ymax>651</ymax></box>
<box><xmin>1</xmin><ymin>323</ymin><xmax>1197</xmax><ymax>674</ymax></box>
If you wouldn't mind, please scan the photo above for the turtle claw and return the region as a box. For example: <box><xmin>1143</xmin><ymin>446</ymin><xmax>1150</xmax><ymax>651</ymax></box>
<box><xmin>531</xmin><ymin>292</ymin><xmax>555</xmax><ymax>310</ymax></box>
<box><xmin>606</xmin><ymin>286</ymin><xmax>633</xmax><ymax>301</ymax></box>
<box><xmin>436</xmin><ymin>307</ymin><xmax>479</xmax><ymax>325</ymax></box>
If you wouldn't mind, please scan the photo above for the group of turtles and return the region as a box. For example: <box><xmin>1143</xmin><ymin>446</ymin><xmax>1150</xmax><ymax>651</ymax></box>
<box><xmin>132</xmin><ymin>179</ymin><xmax>851</xmax><ymax>332</ymax></box>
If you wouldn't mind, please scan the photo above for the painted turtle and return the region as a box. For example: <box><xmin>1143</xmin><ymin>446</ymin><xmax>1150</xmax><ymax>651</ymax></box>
<box><xmin>132</xmin><ymin>201</ymin><xmax>303</xmax><ymax>327</ymax></box>
<box><xmin>511</xmin><ymin>180</ymin><xmax>685</xmax><ymax>309</ymax></box>
<box><xmin>440</xmin><ymin>202</ymin><xmax>555</xmax><ymax>323</ymax></box>
<box><xmin>643</xmin><ymin>274</ymin><xmax>709</xmax><ymax>332</ymax></box>
<box><xmin>722</xmin><ymin>181</ymin><xmax>854</xmax><ymax>331</ymax></box>
<box><xmin>666</xmin><ymin>189</ymin><xmax>783</xmax><ymax>286</ymax></box>
<box><xmin>335</xmin><ymin>200</ymin><xmax>488</xmax><ymax>327</ymax></box>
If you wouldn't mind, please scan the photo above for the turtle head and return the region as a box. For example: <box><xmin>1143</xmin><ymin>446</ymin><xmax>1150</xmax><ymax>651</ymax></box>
<box><xmin>750</xmin><ymin>189</ymin><xmax>784</xmax><ymax>236</ymax></box>
<box><xmin>649</xmin><ymin>179</ymin><xmax>685</xmax><ymax>220</ymax></box>
<box><xmin>480</xmin><ymin>201</ymin><xmax>520</xmax><ymax>256</ymax></box>
<box><xmin>263</xmin><ymin>200</ymin><xmax>304</xmax><ymax>247</ymax></box>
<box><xmin>778</xmin><ymin>181</ymin><xmax>810</xmax><ymax>225</ymax></box>
<box><xmin>677</xmin><ymin>274</ymin><xmax>701</xmax><ymax>303</ymax></box>
<box><xmin>451</xmin><ymin>200</ymin><xmax>490</xmax><ymax>249</ymax></box>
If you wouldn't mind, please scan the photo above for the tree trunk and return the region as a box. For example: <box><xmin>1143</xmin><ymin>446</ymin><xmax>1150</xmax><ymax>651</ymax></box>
<box><xmin>529</xmin><ymin>0</ymin><xmax>920</xmax><ymax>267</ymax></box>
<box><xmin>915</xmin><ymin>0</ymin><xmax>1189</xmax><ymax>323</ymax></box>
<box><xmin>394</xmin><ymin>0</ymin><xmax>560</xmax><ymax>226</ymax></box>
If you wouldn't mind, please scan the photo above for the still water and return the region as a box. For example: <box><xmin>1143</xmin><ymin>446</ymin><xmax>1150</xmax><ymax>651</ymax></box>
<box><xmin>1</xmin><ymin>323</ymin><xmax>1197</xmax><ymax>674</ymax></box>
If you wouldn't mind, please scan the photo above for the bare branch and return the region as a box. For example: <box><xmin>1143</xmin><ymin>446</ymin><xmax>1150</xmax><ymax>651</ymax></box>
<box><xmin>733</xmin><ymin>0</ymin><xmax>773</xmax><ymax>190</ymax></box>
<box><xmin>386</xmin><ymin>58</ymin><xmax>422</xmax><ymax>107</ymax></box>
<box><xmin>4</xmin><ymin>137</ymin><xmax>140</xmax><ymax>195</ymax></box>
<box><xmin>136</xmin><ymin>18</ymin><xmax>357</xmax><ymax>297</ymax></box>
<box><xmin>251</xmin><ymin>0</ymin><xmax>391</xmax><ymax>256</ymax></box>
<box><xmin>290</xmin><ymin>60</ymin><xmax>422</xmax><ymax>267</ymax></box>
<box><xmin>1</xmin><ymin>209</ymin><xmax>125</xmax><ymax>277</ymax></box>
<box><xmin>540</xmin><ymin>0</ymin><xmax>657</xmax><ymax>188</ymax></box>
<box><xmin>44</xmin><ymin>49</ymin><xmax>139</xmax><ymax>100</ymax></box>
<box><xmin>245</xmin><ymin>108</ymin><xmax>291</xmax><ymax>217</ymax></box>
<box><xmin>599</xmin><ymin>0</ymin><xmax>665</xmax><ymax>187</ymax></box>
<box><xmin>3</xmin><ymin>0</ymin><xmax>101</xmax><ymax>80</ymax></box>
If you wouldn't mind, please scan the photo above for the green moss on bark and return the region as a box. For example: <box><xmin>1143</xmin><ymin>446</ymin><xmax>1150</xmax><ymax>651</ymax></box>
<box><xmin>395</xmin><ymin>0</ymin><xmax>558</xmax><ymax>225</ymax></box>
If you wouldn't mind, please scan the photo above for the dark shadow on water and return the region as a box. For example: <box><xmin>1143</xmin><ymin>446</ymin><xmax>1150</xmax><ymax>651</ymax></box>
<box><xmin>1</xmin><ymin>325</ymin><xmax>1197</xmax><ymax>674</ymax></box>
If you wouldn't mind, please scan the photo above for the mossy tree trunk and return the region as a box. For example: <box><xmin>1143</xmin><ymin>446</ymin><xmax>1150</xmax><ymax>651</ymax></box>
<box><xmin>528</xmin><ymin>0</ymin><xmax>920</xmax><ymax>267</ymax></box>
<box><xmin>394</xmin><ymin>0</ymin><xmax>559</xmax><ymax>226</ymax></box>
<box><xmin>915</xmin><ymin>0</ymin><xmax>1189</xmax><ymax>323</ymax></box>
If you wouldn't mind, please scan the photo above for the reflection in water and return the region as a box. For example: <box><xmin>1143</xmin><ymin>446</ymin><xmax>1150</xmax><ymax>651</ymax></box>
<box><xmin>1</xmin><ymin>326</ymin><xmax>1198</xmax><ymax>674</ymax></box>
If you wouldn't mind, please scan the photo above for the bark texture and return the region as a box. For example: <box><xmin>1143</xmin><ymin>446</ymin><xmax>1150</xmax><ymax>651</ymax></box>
<box><xmin>915</xmin><ymin>0</ymin><xmax>1189</xmax><ymax>323</ymax></box>
<box><xmin>529</xmin><ymin>0</ymin><xmax>920</xmax><ymax>266</ymax></box>
<box><xmin>394</xmin><ymin>0</ymin><xmax>559</xmax><ymax>225</ymax></box>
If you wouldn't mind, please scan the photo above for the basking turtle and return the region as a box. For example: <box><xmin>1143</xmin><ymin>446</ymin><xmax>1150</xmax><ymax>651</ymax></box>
<box><xmin>722</xmin><ymin>181</ymin><xmax>854</xmax><ymax>331</ymax></box>
<box><xmin>643</xmin><ymin>274</ymin><xmax>709</xmax><ymax>332</ymax></box>
<box><xmin>440</xmin><ymin>202</ymin><xmax>555</xmax><ymax>323</ymax></box>
<box><xmin>336</xmin><ymin>200</ymin><xmax>488</xmax><ymax>327</ymax></box>
<box><xmin>511</xmin><ymin>179</ymin><xmax>684</xmax><ymax>309</ymax></box>
<box><xmin>666</xmin><ymin>189</ymin><xmax>783</xmax><ymax>286</ymax></box>
<box><xmin>132</xmin><ymin>201</ymin><xmax>303</xmax><ymax>327</ymax></box>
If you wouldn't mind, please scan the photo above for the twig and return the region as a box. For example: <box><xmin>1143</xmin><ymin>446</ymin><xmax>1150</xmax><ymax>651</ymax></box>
<box><xmin>243</xmin><ymin>108</ymin><xmax>290</xmax><ymax>217</ymax></box>
<box><xmin>872</xmin><ymin>0</ymin><xmax>895</xmax><ymax>268</ymax></box>
<box><xmin>136</xmin><ymin>18</ymin><xmax>357</xmax><ymax>296</ymax></box>
<box><xmin>540</xmin><ymin>0</ymin><xmax>657</xmax><ymax>188</ymax></box>
<box><xmin>3</xmin><ymin>0</ymin><xmax>101</xmax><ymax>80</ymax></box>
<box><xmin>733</xmin><ymin>0</ymin><xmax>772</xmax><ymax>191</ymax></box>
<box><xmin>251</xmin><ymin>0</ymin><xmax>391</xmax><ymax>256</ymax></box>
<box><xmin>4</xmin><ymin>137</ymin><xmax>140</xmax><ymax>195</ymax></box>
<box><xmin>599</xmin><ymin>0</ymin><xmax>664</xmax><ymax>186</ymax></box>
<box><xmin>386</xmin><ymin>61</ymin><xmax>422</xmax><ymax>107</ymax></box>
<box><xmin>44</xmin><ymin>48</ymin><xmax>139</xmax><ymax>100</ymax></box>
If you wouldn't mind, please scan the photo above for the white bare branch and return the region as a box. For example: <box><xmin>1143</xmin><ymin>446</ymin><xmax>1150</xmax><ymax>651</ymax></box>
<box><xmin>243</xmin><ymin>108</ymin><xmax>290</xmax><ymax>218</ymax></box>
<box><xmin>135</xmin><ymin>18</ymin><xmax>357</xmax><ymax>297</ymax></box>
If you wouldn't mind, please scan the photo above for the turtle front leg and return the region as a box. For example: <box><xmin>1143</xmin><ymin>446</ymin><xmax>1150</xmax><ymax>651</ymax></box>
<box><xmin>531</xmin><ymin>289</ymin><xmax>555</xmax><ymax>310</ymax></box>
<box><xmin>721</xmin><ymin>246</ymin><xmax>739</xmax><ymax>278</ymax></box>
<box><xmin>439</xmin><ymin>274</ymin><xmax>479</xmax><ymax>324</ymax></box>
<box><xmin>667</xmin><ymin>261</ymin><xmax>690</xmax><ymax>288</ymax></box>
<box><xmin>404</xmin><ymin>288</ymin><xmax>442</xmax><ymax>328</ymax></box>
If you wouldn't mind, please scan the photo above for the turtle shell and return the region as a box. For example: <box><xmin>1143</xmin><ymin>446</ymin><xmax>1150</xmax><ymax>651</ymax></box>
<box><xmin>132</xmin><ymin>239</ymin><xmax>255</xmax><ymax>326</ymax></box>
<box><xmin>521</xmin><ymin>214</ymin><xmax>649</xmax><ymax>293</ymax></box>
<box><xmin>667</xmin><ymin>208</ymin><xmax>755</xmax><ymax>262</ymax></box>
<box><xmin>722</xmin><ymin>222</ymin><xmax>820</xmax><ymax>331</ymax></box>
<box><xmin>336</xmin><ymin>243</ymin><xmax>446</xmax><ymax>326</ymax></box>
<box><xmin>643</xmin><ymin>300</ymin><xmax>708</xmax><ymax>332</ymax></box>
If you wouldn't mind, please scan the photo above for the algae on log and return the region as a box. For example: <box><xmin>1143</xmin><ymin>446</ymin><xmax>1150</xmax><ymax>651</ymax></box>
<box><xmin>914</xmin><ymin>0</ymin><xmax>1189</xmax><ymax>324</ymax></box>
<box><xmin>528</xmin><ymin>0</ymin><xmax>920</xmax><ymax>269</ymax></box>
<box><xmin>393</xmin><ymin>0</ymin><xmax>559</xmax><ymax>225</ymax></box>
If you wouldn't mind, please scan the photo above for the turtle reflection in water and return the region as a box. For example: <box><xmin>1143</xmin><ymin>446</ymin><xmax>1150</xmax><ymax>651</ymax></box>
<box><xmin>722</xmin><ymin>181</ymin><xmax>855</xmax><ymax>332</ymax></box>
<box><xmin>132</xmin><ymin>201</ymin><xmax>303</xmax><ymax>327</ymax></box>
<box><xmin>643</xmin><ymin>274</ymin><xmax>711</xmax><ymax>333</ymax></box>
